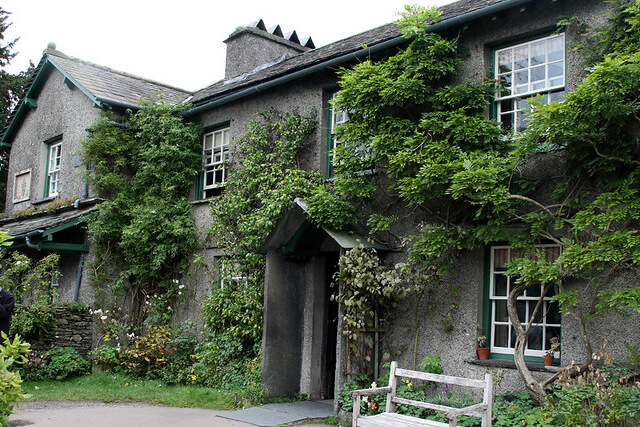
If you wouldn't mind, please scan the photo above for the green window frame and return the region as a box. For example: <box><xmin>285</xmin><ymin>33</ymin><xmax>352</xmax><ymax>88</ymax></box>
<box><xmin>483</xmin><ymin>244</ymin><xmax>562</xmax><ymax>361</ymax></box>
<box><xmin>494</xmin><ymin>33</ymin><xmax>565</xmax><ymax>132</ymax></box>
<box><xmin>197</xmin><ymin>125</ymin><xmax>230</xmax><ymax>199</ymax></box>
<box><xmin>45</xmin><ymin>140</ymin><xmax>62</xmax><ymax>198</ymax></box>
<box><xmin>326</xmin><ymin>92</ymin><xmax>349</xmax><ymax>178</ymax></box>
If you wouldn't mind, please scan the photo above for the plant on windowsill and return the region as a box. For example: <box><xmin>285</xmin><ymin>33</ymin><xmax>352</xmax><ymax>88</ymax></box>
<box><xmin>477</xmin><ymin>335</ymin><xmax>489</xmax><ymax>360</ymax></box>
<box><xmin>543</xmin><ymin>336</ymin><xmax>560</xmax><ymax>366</ymax></box>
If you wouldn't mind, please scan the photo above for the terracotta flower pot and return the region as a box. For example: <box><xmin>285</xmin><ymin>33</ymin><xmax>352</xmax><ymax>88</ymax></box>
<box><xmin>477</xmin><ymin>347</ymin><xmax>490</xmax><ymax>360</ymax></box>
<box><xmin>543</xmin><ymin>354</ymin><xmax>554</xmax><ymax>366</ymax></box>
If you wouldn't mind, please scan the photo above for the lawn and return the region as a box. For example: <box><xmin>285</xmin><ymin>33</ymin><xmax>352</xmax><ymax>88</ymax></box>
<box><xmin>22</xmin><ymin>373</ymin><xmax>239</xmax><ymax>410</ymax></box>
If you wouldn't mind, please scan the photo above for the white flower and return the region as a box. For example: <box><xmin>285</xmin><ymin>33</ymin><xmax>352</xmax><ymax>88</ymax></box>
<box><xmin>371</xmin><ymin>382</ymin><xmax>377</xmax><ymax>388</ymax></box>
<box><xmin>100</xmin><ymin>315</ymin><xmax>107</xmax><ymax>321</ymax></box>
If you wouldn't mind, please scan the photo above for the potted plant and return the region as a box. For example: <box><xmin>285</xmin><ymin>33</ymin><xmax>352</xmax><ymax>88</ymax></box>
<box><xmin>543</xmin><ymin>336</ymin><xmax>560</xmax><ymax>366</ymax></box>
<box><xmin>477</xmin><ymin>335</ymin><xmax>489</xmax><ymax>360</ymax></box>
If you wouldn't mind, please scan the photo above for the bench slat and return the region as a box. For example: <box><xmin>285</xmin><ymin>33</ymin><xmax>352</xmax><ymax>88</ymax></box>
<box><xmin>392</xmin><ymin>396</ymin><xmax>456</xmax><ymax>413</ymax></box>
<box><xmin>356</xmin><ymin>412</ymin><xmax>448</xmax><ymax>427</ymax></box>
<box><xmin>395</xmin><ymin>368</ymin><xmax>486</xmax><ymax>388</ymax></box>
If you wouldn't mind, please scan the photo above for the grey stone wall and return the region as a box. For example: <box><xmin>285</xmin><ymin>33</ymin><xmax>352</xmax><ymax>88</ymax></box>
<box><xmin>29</xmin><ymin>304</ymin><xmax>93</xmax><ymax>356</ymax></box>
<box><xmin>5</xmin><ymin>69</ymin><xmax>100</xmax><ymax>216</ymax></box>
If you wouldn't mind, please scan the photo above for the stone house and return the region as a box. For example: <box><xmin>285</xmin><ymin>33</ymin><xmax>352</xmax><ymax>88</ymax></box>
<box><xmin>0</xmin><ymin>43</ymin><xmax>191</xmax><ymax>304</ymax></box>
<box><xmin>2</xmin><ymin>0</ymin><xmax>637</xmax><ymax>404</ymax></box>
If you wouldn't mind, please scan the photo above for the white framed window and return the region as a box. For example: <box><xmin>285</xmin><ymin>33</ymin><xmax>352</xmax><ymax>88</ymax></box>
<box><xmin>46</xmin><ymin>141</ymin><xmax>62</xmax><ymax>197</ymax></box>
<box><xmin>217</xmin><ymin>259</ymin><xmax>247</xmax><ymax>290</ymax></box>
<box><xmin>489</xmin><ymin>245</ymin><xmax>561</xmax><ymax>358</ymax></box>
<box><xmin>202</xmin><ymin>127</ymin><xmax>230</xmax><ymax>198</ymax></box>
<box><xmin>495</xmin><ymin>33</ymin><xmax>565</xmax><ymax>132</ymax></box>
<box><xmin>327</xmin><ymin>93</ymin><xmax>349</xmax><ymax>177</ymax></box>
<box><xmin>13</xmin><ymin>169</ymin><xmax>31</xmax><ymax>203</ymax></box>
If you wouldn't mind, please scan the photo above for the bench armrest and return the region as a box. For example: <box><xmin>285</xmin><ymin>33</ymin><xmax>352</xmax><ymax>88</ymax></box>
<box><xmin>350</xmin><ymin>386</ymin><xmax>392</xmax><ymax>397</ymax></box>
<box><xmin>445</xmin><ymin>403</ymin><xmax>487</xmax><ymax>420</ymax></box>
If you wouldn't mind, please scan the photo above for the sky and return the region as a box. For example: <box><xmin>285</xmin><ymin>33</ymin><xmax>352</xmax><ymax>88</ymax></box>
<box><xmin>3</xmin><ymin>0</ymin><xmax>454</xmax><ymax>92</ymax></box>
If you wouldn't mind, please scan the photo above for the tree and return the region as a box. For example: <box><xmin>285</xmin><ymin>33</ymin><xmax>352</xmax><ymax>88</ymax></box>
<box><xmin>0</xmin><ymin>7</ymin><xmax>33</xmax><ymax>211</ymax></box>
<box><xmin>321</xmin><ymin>0</ymin><xmax>640</xmax><ymax>404</ymax></box>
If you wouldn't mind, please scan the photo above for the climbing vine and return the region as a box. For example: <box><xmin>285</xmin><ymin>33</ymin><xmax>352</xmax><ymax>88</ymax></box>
<box><xmin>332</xmin><ymin>247</ymin><xmax>403</xmax><ymax>374</ymax></box>
<box><xmin>82</xmin><ymin>101</ymin><xmax>202</xmax><ymax>326</ymax></box>
<box><xmin>324</xmin><ymin>0</ymin><xmax>640</xmax><ymax>403</ymax></box>
<box><xmin>203</xmin><ymin>109</ymin><xmax>323</xmax><ymax>364</ymax></box>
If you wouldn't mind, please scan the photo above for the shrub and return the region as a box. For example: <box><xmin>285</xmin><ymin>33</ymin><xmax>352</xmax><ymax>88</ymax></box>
<box><xmin>545</xmin><ymin>360</ymin><xmax>640</xmax><ymax>426</ymax></box>
<box><xmin>122</xmin><ymin>325</ymin><xmax>174</xmax><ymax>379</ymax></box>
<box><xmin>89</xmin><ymin>344</ymin><xmax>122</xmax><ymax>371</ymax></box>
<box><xmin>21</xmin><ymin>346</ymin><xmax>90</xmax><ymax>381</ymax></box>
<box><xmin>0</xmin><ymin>334</ymin><xmax>30</xmax><ymax>427</ymax></box>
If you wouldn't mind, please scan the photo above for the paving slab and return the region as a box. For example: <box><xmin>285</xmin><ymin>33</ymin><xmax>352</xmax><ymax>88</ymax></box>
<box><xmin>219</xmin><ymin>400</ymin><xmax>334</xmax><ymax>426</ymax></box>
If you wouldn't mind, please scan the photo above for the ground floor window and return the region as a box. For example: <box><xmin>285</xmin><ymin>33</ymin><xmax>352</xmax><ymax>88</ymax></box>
<box><xmin>488</xmin><ymin>244</ymin><xmax>561</xmax><ymax>358</ymax></box>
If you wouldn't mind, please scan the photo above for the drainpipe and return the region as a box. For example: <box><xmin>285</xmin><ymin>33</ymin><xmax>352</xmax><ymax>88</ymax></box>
<box><xmin>73</xmin><ymin>254</ymin><xmax>85</xmax><ymax>302</ymax></box>
<box><xmin>25</xmin><ymin>229</ymin><xmax>44</xmax><ymax>251</ymax></box>
<box><xmin>184</xmin><ymin>0</ymin><xmax>535</xmax><ymax>116</ymax></box>
<box><xmin>74</xmin><ymin>183</ymin><xmax>89</xmax><ymax>208</ymax></box>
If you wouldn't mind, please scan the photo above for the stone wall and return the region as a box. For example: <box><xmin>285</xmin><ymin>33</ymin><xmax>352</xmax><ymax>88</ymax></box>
<box><xmin>29</xmin><ymin>304</ymin><xmax>93</xmax><ymax>356</ymax></box>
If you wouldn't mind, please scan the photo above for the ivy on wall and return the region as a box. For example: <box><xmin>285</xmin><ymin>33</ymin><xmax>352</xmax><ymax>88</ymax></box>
<box><xmin>82</xmin><ymin>101</ymin><xmax>202</xmax><ymax>326</ymax></box>
<box><xmin>204</xmin><ymin>109</ymin><xmax>323</xmax><ymax>362</ymax></box>
<box><xmin>325</xmin><ymin>0</ymin><xmax>640</xmax><ymax>403</ymax></box>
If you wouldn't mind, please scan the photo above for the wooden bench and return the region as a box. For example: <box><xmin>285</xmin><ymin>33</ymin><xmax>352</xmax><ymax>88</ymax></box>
<box><xmin>350</xmin><ymin>361</ymin><xmax>493</xmax><ymax>427</ymax></box>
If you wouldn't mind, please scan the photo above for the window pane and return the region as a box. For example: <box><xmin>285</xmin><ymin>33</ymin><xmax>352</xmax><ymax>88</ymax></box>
<box><xmin>204</xmin><ymin>134</ymin><xmax>213</xmax><ymax>150</ymax></box>
<box><xmin>494</xmin><ymin>324</ymin><xmax>509</xmax><ymax>347</ymax></box>
<box><xmin>494</xmin><ymin>274</ymin><xmax>508</xmax><ymax>296</ymax></box>
<box><xmin>495</xmin><ymin>300</ymin><xmax>509</xmax><ymax>322</ymax></box>
<box><xmin>531</xmin><ymin>65</ymin><xmax>545</xmax><ymax>82</ymax></box>
<box><xmin>514</xmin><ymin>46</ymin><xmax>528</xmax><ymax>69</ymax></box>
<box><xmin>516</xmin><ymin>300</ymin><xmax>526</xmax><ymax>322</ymax></box>
<box><xmin>526</xmin><ymin>285</ymin><xmax>541</xmax><ymax>298</ymax></box>
<box><xmin>530</xmin><ymin>40</ymin><xmax>546</xmax><ymax>65</ymax></box>
<box><xmin>500</xmin><ymin>99</ymin><xmax>514</xmax><ymax>113</ymax></box>
<box><xmin>530</xmin><ymin>300</ymin><xmax>543</xmax><ymax>323</ymax></box>
<box><xmin>548</xmin><ymin>62</ymin><xmax>563</xmax><ymax>79</ymax></box>
<box><xmin>498</xmin><ymin>50</ymin><xmax>512</xmax><ymax>73</ymax></box>
<box><xmin>545</xmin><ymin>326</ymin><xmax>561</xmax><ymax>350</ymax></box>
<box><xmin>547</xmin><ymin>301</ymin><xmax>561</xmax><ymax>324</ymax></box>
<box><xmin>494</xmin><ymin>248</ymin><xmax>509</xmax><ymax>270</ymax></box>
<box><xmin>547</xmin><ymin>36</ymin><xmax>564</xmax><ymax>61</ymax></box>
<box><xmin>528</xmin><ymin>326</ymin><xmax>543</xmax><ymax>350</ymax></box>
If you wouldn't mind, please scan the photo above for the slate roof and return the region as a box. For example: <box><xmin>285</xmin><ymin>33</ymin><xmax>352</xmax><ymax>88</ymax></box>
<box><xmin>0</xmin><ymin>202</ymin><xmax>99</xmax><ymax>237</ymax></box>
<box><xmin>191</xmin><ymin>0</ymin><xmax>510</xmax><ymax>105</ymax></box>
<box><xmin>47</xmin><ymin>50</ymin><xmax>192</xmax><ymax>108</ymax></box>
<box><xmin>1</xmin><ymin>47</ymin><xmax>192</xmax><ymax>145</ymax></box>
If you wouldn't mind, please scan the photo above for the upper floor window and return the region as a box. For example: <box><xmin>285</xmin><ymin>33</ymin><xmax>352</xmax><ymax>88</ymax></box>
<box><xmin>326</xmin><ymin>93</ymin><xmax>349</xmax><ymax>177</ymax></box>
<box><xmin>487</xmin><ymin>244</ymin><xmax>561</xmax><ymax>359</ymax></box>
<box><xmin>202</xmin><ymin>126</ymin><xmax>229</xmax><ymax>198</ymax></box>
<box><xmin>46</xmin><ymin>140</ymin><xmax>62</xmax><ymax>197</ymax></box>
<box><xmin>495</xmin><ymin>33</ymin><xmax>565</xmax><ymax>132</ymax></box>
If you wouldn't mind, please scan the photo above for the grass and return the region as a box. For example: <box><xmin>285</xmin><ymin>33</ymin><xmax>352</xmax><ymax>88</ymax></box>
<box><xmin>22</xmin><ymin>373</ymin><xmax>239</xmax><ymax>410</ymax></box>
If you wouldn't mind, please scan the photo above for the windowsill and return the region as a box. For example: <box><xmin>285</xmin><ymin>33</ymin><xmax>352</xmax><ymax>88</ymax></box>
<box><xmin>190</xmin><ymin>199</ymin><xmax>212</xmax><ymax>205</ymax></box>
<box><xmin>467</xmin><ymin>358</ymin><xmax>559</xmax><ymax>373</ymax></box>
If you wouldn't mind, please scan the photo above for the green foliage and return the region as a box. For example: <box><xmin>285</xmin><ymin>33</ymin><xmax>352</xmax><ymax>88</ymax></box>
<box><xmin>492</xmin><ymin>393</ymin><xmax>554</xmax><ymax>427</ymax></box>
<box><xmin>332</xmin><ymin>247</ymin><xmax>404</xmax><ymax>373</ymax></box>
<box><xmin>545</xmin><ymin>360</ymin><xmax>640</xmax><ymax>426</ymax></box>
<box><xmin>0</xmin><ymin>334</ymin><xmax>30</xmax><ymax>427</ymax></box>
<box><xmin>323</xmin><ymin>0</ymin><xmax>640</xmax><ymax>398</ymax></box>
<box><xmin>4</xmin><ymin>252</ymin><xmax>59</xmax><ymax>339</ymax></box>
<box><xmin>82</xmin><ymin>101</ymin><xmax>201</xmax><ymax>326</ymax></box>
<box><xmin>20</xmin><ymin>346</ymin><xmax>89</xmax><ymax>381</ymax></box>
<box><xmin>205</xmin><ymin>109</ymin><xmax>321</xmax><ymax>385</ymax></box>
<box><xmin>122</xmin><ymin>325</ymin><xmax>174</xmax><ymax>379</ymax></box>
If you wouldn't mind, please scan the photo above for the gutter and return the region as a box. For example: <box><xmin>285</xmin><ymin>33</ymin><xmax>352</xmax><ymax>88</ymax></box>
<box><xmin>184</xmin><ymin>0</ymin><xmax>536</xmax><ymax>116</ymax></box>
<box><xmin>24</xmin><ymin>229</ymin><xmax>44</xmax><ymax>251</ymax></box>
